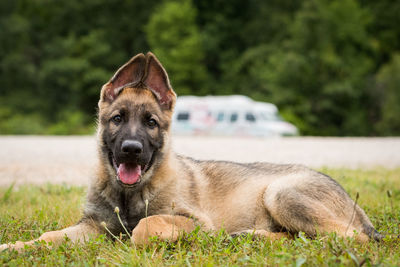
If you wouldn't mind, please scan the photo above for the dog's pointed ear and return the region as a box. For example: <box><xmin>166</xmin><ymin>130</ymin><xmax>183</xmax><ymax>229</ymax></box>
<box><xmin>100</xmin><ymin>53</ymin><xmax>146</xmax><ymax>103</ymax></box>
<box><xmin>143</xmin><ymin>52</ymin><xmax>176</xmax><ymax>110</ymax></box>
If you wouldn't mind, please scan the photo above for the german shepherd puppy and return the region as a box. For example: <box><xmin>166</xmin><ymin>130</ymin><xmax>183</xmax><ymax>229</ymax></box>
<box><xmin>0</xmin><ymin>52</ymin><xmax>381</xmax><ymax>251</ymax></box>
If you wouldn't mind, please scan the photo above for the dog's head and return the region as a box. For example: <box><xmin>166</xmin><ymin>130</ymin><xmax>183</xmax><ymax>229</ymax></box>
<box><xmin>97</xmin><ymin>52</ymin><xmax>176</xmax><ymax>188</ymax></box>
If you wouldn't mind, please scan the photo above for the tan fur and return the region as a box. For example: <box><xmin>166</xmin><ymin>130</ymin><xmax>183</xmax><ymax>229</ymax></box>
<box><xmin>0</xmin><ymin>222</ymin><xmax>99</xmax><ymax>251</ymax></box>
<box><xmin>129</xmin><ymin>149</ymin><xmax>372</xmax><ymax>243</ymax></box>
<box><xmin>131</xmin><ymin>215</ymin><xmax>196</xmax><ymax>244</ymax></box>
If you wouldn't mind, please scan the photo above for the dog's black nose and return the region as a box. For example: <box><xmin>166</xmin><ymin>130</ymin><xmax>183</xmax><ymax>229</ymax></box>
<box><xmin>121</xmin><ymin>140</ymin><xmax>143</xmax><ymax>155</ymax></box>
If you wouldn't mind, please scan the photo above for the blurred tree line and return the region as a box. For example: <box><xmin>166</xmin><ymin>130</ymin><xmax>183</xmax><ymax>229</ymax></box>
<box><xmin>0</xmin><ymin>0</ymin><xmax>399</xmax><ymax>135</ymax></box>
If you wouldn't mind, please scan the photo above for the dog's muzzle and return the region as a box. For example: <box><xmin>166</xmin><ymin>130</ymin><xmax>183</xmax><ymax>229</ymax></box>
<box><xmin>108</xmin><ymin>140</ymin><xmax>154</xmax><ymax>187</ymax></box>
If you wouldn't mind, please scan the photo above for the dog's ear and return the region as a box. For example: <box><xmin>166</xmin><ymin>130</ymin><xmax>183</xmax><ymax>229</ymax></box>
<box><xmin>100</xmin><ymin>53</ymin><xmax>146</xmax><ymax>103</ymax></box>
<box><xmin>143</xmin><ymin>52</ymin><xmax>176</xmax><ymax>110</ymax></box>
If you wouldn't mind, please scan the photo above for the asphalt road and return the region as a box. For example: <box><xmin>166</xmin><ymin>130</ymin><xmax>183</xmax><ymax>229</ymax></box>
<box><xmin>0</xmin><ymin>136</ymin><xmax>399</xmax><ymax>186</ymax></box>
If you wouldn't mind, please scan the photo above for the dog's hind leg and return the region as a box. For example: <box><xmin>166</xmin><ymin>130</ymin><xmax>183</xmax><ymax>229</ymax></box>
<box><xmin>263</xmin><ymin>184</ymin><xmax>373</xmax><ymax>242</ymax></box>
<box><xmin>0</xmin><ymin>222</ymin><xmax>100</xmax><ymax>252</ymax></box>
<box><xmin>131</xmin><ymin>215</ymin><xmax>196</xmax><ymax>245</ymax></box>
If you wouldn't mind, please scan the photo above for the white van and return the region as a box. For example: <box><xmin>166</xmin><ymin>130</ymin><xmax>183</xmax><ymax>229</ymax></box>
<box><xmin>172</xmin><ymin>95</ymin><xmax>298</xmax><ymax>137</ymax></box>
<box><xmin>252</xmin><ymin>102</ymin><xmax>299</xmax><ymax>136</ymax></box>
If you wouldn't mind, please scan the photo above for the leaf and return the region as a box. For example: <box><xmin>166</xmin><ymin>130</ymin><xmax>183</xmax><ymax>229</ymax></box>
<box><xmin>346</xmin><ymin>249</ymin><xmax>360</xmax><ymax>266</ymax></box>
<box><xmin>296</xmin><ymin>257</ymin><xmax>306</xmax><ymax>267</ymax></box>
<box><xmin>1</xmin><ymin>182</ymin><xmax>15</xmax><ymax>203</ymax></box>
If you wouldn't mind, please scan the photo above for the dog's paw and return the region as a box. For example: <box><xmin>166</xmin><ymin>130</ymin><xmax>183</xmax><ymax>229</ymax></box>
<box><xmin>0</xmin><ymin>242</ymin><xmax>21</xmax><ymax>252</ymax></box>
<box><xmin>0</xmin><ymin>243</ymin><xmax>9</xmax><ymax>252</ymax></box>
<box><xmin>130</xmin><ymin>221</ymin><xmax>151</xmax><ymax>245</ymax></box>
<box><xmin>0</xmin><ymin>241</ymin><xmax>34</xmax><ymax>252</ymax></box>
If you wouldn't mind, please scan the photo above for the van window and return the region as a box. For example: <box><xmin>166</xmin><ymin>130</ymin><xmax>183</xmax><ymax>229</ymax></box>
<box><xmin>260</xmin><ymin>112</ymin><xmax>282</xmax><ymax>121</ymax></box>
<box><xmin>217</xmin><ymin>112</ymin><xmax>225</xmax><ymax>122</ymax></box>
<box><xmin>230</xmin><ymin>113</ymin><xmax>238</xmax><ymax>123</ymax></box>
<box><xmin>177</xmin><ymin>112</ymin><xmax>190</xmax><ymax>121</ymax></box>
<box><xmin>245</xmin><ymin>112</ymin><xmax>256</xmax><ymax>122</ymax></box>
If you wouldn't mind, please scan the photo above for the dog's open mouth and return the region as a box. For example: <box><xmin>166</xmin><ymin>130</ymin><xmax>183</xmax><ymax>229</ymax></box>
<box><xmin>109</xmin><ymin>153</ymin><xmax>152</xmax><ymax>186</ymax></box>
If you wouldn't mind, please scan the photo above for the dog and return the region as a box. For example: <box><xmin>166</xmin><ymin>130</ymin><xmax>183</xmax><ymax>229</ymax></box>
<box><xmin>0</xmin><ymin>52</ymin><xmax>381</xmax><ymax>251</ymax></box>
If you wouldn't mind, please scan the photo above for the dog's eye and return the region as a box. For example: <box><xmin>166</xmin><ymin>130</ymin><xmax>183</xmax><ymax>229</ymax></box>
<box><xmin>112</xmin><ymin>115</ymin><xmax>122</xmax><ymax>124</ymax></box>
<box><xmin>147</xmin><ymin>118</ymin><xmax>157</xmax><ymax>128</ymax></box>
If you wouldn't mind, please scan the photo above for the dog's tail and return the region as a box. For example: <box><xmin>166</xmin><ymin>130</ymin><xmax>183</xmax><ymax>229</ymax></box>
<box><xmin>362</xmin><ymin>223</ymin><xmax>384</xmax><ymax>241</ymax></box>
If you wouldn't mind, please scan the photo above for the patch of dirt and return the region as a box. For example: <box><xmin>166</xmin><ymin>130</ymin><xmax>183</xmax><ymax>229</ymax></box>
<box><xmin>0</xmin><ymin>136</ymin><xmax>399</xmax><ymax>186</ymax></box>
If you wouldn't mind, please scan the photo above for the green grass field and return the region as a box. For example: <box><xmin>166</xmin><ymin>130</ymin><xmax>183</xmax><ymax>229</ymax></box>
<box><xmin>0</xmin><ymin>168</ymin><xmax>399</xmax><ymax>266</ymax></box>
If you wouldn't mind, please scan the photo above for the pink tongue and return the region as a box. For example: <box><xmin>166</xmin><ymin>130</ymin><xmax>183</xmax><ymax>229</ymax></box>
<box><xmin>117</xmin><ymin>163</ymin><xmax>141</xmax><ymax>184</ymax></box>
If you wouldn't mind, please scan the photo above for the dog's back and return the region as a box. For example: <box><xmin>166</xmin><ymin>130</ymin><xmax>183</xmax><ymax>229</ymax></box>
<box><xmin>174</xmin><ymin>155</ymin><xmax>380</xmax><ymax>241</ymax></box>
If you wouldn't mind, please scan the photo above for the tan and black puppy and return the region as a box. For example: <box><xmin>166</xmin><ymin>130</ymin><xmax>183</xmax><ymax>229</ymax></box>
<box><xmin>0</xmin><ymin>52</ymin><xmax>381</xmax><ymax>251</ymax></box>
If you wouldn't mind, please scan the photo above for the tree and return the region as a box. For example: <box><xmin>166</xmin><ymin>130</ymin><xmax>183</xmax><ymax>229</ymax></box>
<box><xmin>0</xmin><ymin>0</ymin><xmax>159</xmax><ymax>134</ymax></box>
<box><xmin>246</xmin><ymin>0</ymin><xmax>375</xmax><ymax>135</ymax></box>
<box><xmin>145</xmin><ymin>0</ymin><xmax>208</xmax><ymax>95</ymax></box>
<box><xmin>1</xmin><ymin>0</ymin><xmax>400</xmax><ymax>136</ymax></box>
<box><xmin>374</xmin><ymin>54</ymin><xmax>400</xmax><ymax>135</ymax></box>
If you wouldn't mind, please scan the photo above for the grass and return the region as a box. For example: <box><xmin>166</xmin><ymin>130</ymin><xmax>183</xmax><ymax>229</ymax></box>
<box><xmin>0</xmin><ymin>168</ymin><xmax>399</xmax><ymax>266</ymax></box>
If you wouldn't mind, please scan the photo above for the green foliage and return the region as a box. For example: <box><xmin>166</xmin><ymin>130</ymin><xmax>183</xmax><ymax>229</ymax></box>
<box><xmin>1</xmin><ymin>0</ymin><xmax>400</xmax><ymax>135</ymax></box>
<box><xmin>240</xmin><ymin>0</ymin><xmax>374</xmax><ymax>135</ymax></box>
<box><xmin>374</xmin><ymin>54</ymin><xmax>400</xmax><ymax>135</ymax></box>
<box><xmin>145</xmin><ymin>0</ymin><xmax>208</xmax><ymax>95</ymax></box>
<box><xmin>0</xmin><ymin>0</ymin><xmax>158</xmax><ymax>134</ymax></box>
<box><xmin>0</xmin><ymin>168</ymin><xmax>400</xmax><ymax>265</ymax></box>
<box><xmin>0</xmin><ymin>106</ymin><xmax>94</xmax><ymax>135</ymax></box>
<box><xmin>46</xmin><ymin>110</ymin><xmax>95</xmax><ymax>135</ymax></box>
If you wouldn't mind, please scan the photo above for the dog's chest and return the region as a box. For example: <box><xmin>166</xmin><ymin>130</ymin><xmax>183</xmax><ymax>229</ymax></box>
<box><xmin>112</xmin><ymin>191</ymin><xmax>145</xmax><ymax>232</ymax></box>
<box><xmin>111</xmin><ymin>188</ymin><xmax>175</xmax><ymax>234</ymax></box>
<box><xmin>124</xmin><ymin>197</ymin><xmax>175</xmax><ymax>229</ymax></box>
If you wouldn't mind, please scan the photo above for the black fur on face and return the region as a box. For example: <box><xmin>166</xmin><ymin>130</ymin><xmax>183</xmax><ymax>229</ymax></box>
<box><xmin>99</xmin><ymin>88</ymin><xmax>169</xmax><ymax>188</ymax></box>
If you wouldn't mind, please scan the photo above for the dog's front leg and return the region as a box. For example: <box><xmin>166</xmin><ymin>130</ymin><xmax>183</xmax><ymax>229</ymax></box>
<box><xmin>0</xmin><ymin>222</ymin><xmax>99</xmax><ymax>252</ymax></box>
<box><xmin>131</xmin><ymin>215</ymin><xmax>196</xmax><ymax>245</ymax></box>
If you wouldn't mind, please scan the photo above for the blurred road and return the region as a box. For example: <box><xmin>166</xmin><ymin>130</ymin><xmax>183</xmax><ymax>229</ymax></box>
<box><xmin>0</xmin><ymin>136</ymin><xmax>399</xmax><ymax>186</ymax></box>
